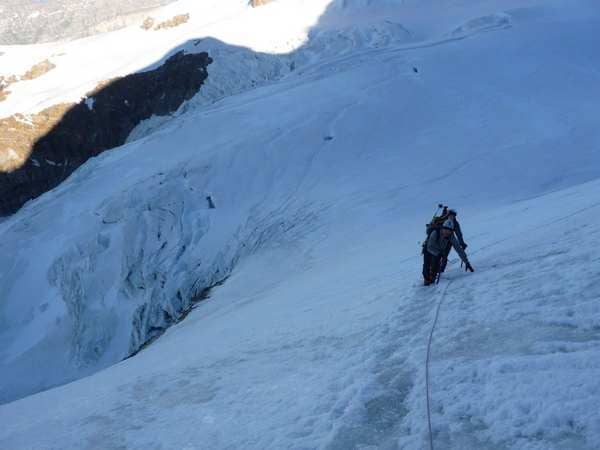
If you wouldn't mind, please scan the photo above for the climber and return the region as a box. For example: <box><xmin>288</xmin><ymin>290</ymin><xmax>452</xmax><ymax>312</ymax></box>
<box><xmin>423</xmin><ymin>219</ymin><xmax>474</xmax><ymax>286</ymax></box>
<box><xmin>438</xmin><ymin>209</ymin><xmax>468</xmax><ymax>273</ymax></box>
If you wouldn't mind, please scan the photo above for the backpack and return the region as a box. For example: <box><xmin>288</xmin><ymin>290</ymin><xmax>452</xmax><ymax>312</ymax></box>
<box><xmin>421</xmin><ymin>205</ymin><xmax>456</xmax><ymax>254</ymax></box>
<box><xmin>425</xmin><ymin>206</ymin><xmax>450</xmax><ymax>239</ymax></box>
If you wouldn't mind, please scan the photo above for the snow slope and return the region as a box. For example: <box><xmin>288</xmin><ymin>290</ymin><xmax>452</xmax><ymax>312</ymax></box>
<box><xmin>0</xmin><ymin>0</ymin><xmax>331</xmax><ymax>118</ymax></box>
<box><xmin>1</xmin><ymin>0</ymin><xmax>600</xmax><ymax>448</ymax></box>
<box><xmin>5</xmin><ymin>180</ymin><xmax>600</xmax><ymax>450</ymax></box>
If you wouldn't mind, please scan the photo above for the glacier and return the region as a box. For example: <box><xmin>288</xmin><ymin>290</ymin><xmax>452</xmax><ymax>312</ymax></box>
<box><xmin>1</xmin><ymin>0</ymin><xmax>600</xmax><ymax>448</ymax></box>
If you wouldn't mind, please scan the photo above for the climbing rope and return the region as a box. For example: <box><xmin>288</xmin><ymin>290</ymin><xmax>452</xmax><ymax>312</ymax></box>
<box><xmin>425</xmin><ymin>280</ymin><xmax>452</xmax><ymax>450</ymax></box>
<box><xmin>423</xmin><ymin>199</ymin><xmax>600</xmax><ymax>449</ymax></box>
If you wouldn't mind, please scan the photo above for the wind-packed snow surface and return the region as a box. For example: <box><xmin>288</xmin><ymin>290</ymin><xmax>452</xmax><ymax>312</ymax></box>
<box><xmin>1</xmin><ymin>0</ymin><xmax>600</xmax><ymax>449</ymax></box>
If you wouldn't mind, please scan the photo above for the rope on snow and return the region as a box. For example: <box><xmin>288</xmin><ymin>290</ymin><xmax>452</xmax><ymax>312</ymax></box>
<box><xmin>425</xmin><ymin>280</ymin><xmax>452</xmax><ymax>450</ymax></box>
<box><xmin>424</xmin><ymin>198</ymin><xmax>600</xmax><ymax>449</ymax></box>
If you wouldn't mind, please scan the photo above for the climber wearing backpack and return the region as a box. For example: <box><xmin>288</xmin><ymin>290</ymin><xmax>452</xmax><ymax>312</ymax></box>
<box><xmin>439</xmin><ymin>209</ymin><xmax>468</xmax><ymax>273</ymax></box>
<box><xmin>423</xmin><ymin>219</ymin><xmax>474</xmax><ymax>286</ymax></box>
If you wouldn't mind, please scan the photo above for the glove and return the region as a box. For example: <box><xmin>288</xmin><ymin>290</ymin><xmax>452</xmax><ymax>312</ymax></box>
<box><xmin>465</xmin><ymin>261</ymin><xmax>474</xmax><ymax>272</ymax></box>
<box><xmin>462</xmin><ymin>243</ymin><xmax>468</xmax><ymax>250</ymax></box>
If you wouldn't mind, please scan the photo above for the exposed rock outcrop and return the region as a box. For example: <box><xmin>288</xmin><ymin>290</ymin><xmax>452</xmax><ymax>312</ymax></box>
<box><xmin>141</xmin><ymin>16</ymin><xmax>156</xmax><ymax>30</ymax></box>
<box><xmin>250</xmin><ymin>0</ymin><xmax>276</xmax><ymax>7</ymax></box>
<box><xmin>0</xmin><ymin>105</ymin><xmax>72</xmax><ymax>172</ymax></box>
<box><xmin>0</xmin><ymin>60</ymin><xmax>56</xmax><ymax>102</ymax></box>
<box><xmin>0</xmin><ymin>50</ymin><xmax>212</xmax><ymax>216</ymax></box>
<box><xmin>141</xmin><ymin>13</ymin><xmax>190</xmax><ymax>30</ymax></box>
<box><xmin>0</xmin><ymin>76</ymin><xmax>15</xmax><ymax>102</ymax></box>
<box><xmin>154</xmin><ymin>14</ymin><xmax>190</xmax><ymax>30</ymax></box>
<box><xmin>21</xmin><ymin>59</ymin><xmax>57</xmax><ymax>81</ymax></box>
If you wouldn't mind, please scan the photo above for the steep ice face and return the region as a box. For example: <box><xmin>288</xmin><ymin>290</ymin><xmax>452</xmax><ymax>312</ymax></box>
<box><xmin>0</xmin><ymin>151</ymin><xmax>320</xmax><ymax>403</ymax></box>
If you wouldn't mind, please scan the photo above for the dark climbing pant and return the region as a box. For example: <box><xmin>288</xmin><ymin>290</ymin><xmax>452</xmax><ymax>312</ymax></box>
<box><xmin>423</xmin><ymin>251</ymin><xmax>442</xmax><ymax>284</ymax></box>
<box><xmin>439</xmin><ymin>241</ymin><xmax>452</xmax><ymax>273</ymax></box>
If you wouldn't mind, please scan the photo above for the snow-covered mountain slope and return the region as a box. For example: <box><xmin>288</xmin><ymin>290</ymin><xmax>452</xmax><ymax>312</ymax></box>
<box><xmin>0</xmin><ymin>0</ymin><xmax>411</xmax><ymax>119</ymax></box>
<box><xmin>2</xmin><ymin>180</ymin><xmax>600</xmax><ymax>450</ymax></box>
<box><xmin>1</xmin><ymin>0</ymin><xmax>600</xmax><ymax>448</ymax></box>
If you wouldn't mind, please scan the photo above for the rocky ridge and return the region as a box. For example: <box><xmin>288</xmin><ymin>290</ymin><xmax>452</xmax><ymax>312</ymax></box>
<box><xmin>0</xmin><ymin>51</ymin><xmax>212</xmax><ymax>216</ymax></box>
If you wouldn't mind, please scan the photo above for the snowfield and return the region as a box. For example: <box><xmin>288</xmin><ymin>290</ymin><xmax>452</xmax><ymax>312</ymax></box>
<box><xmin>1</xmin><ymin>0</ymin><xmax>600</xmax><ymax>449</ymax></box>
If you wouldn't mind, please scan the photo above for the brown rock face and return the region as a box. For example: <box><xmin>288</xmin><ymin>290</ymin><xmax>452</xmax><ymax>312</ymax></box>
<box><xmin>250</xmin><ymin>0</ymin><xmax>276</xmax><ymax>7</ymax></box>
<box><xmin>154</xmin><ymin>13</ymin><xmax>190</xmax><ymax>30</ymax></box>
<box><xmin>21</xmin><ymin>59</ymin><xmax>57</xmax><ymax>81</ymax></box>
<box><xmin>142</xmin><ymin>13</ymin><xmax>190</xmax><ymax>31</ymax></box>
<box><xmin>141</xmin><ymin>17</ymin><xmax>156</xmax><ymax>30</ymax></box>
<box><xmin>0</xmin><ymin>60</ymin><xmax>56</xmax><ymax>102</ymax></box>
<box><xmin>0</xmin><ymin>105</ymin><xmax>72</xmax><ymax>172</ymax></box>
<box><xmin>0</xmin><ymin>50</ymin><xmax>213</xmax><ymax>216</ymax></box>
<box><xmin>0</xmin><ymin>88</ymin><xmax>10</xmax><ymax>102</ymax></box>
<box><xmin>1</xmin><ymin>76</ymin><xmax>16</xmax><ymax>101</ymax></box>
